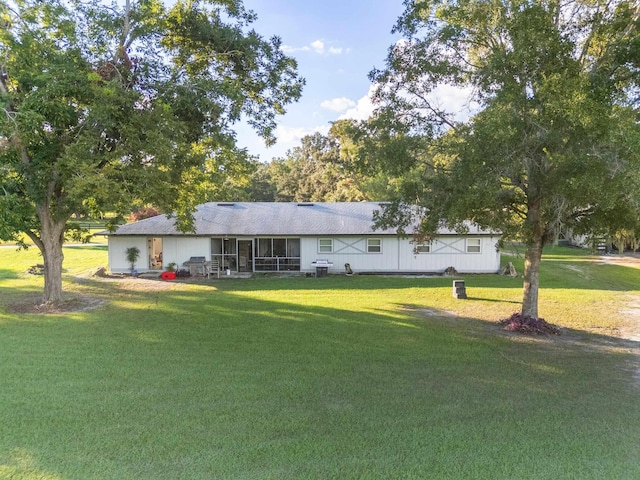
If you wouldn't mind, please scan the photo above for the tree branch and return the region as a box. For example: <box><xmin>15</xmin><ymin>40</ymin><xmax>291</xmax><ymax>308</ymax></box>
<box><xmin>590</xmin><ymin>1</ymin><xmax>640</xmax><ymax>72</ymax></box>
<box><xmin>412</xmin><ymin>90</ymin><xmax>459</xmax><ymax>132</ymax></box>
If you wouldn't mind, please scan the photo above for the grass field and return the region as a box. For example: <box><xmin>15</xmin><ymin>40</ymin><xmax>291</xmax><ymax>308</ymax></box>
<box><xmin>0</xmin><ymin>245</ymin><xmax>638</xmax><ymax>479</ymax></box>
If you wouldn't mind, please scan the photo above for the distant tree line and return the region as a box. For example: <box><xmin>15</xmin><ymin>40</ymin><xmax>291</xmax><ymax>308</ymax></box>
<box><xmin>238</xmin><ymin>119</ymin><xmax>405</xmax><ymax>203</ymax></box>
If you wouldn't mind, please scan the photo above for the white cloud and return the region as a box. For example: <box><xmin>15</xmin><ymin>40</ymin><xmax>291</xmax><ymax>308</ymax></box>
<box><xmin>337</xmin><ymin>83</ymin><xmax>479</xmax><ymax>123</ymax></box>
<box><xmin>338</xmin><ymin>85</ymin><xmax>377</xmax><ymax>121</ymax></box>
<box><xmin>281</xmin><ymin>39</ymin><xmax>345</xmax><ymax>56</ymax></box>
<box><xmin>274</xmin><ymin>124</ymin><xmax>331</xmax><ymax>147</ymax></box>
<box><xmin>281</xmin><ymin>44</ymin><xmax>311</xmax><ymax>54</ymax></box>
<box><xmin>310</xmin><ymin>40</ymin><xmax>325</xmax><ymax>54</ymax></box>
<box><xmin>320</xmin><ymin>97</ymin><xmax>357</xmax><ymax>112</ymax></box>
<box><xmin>430</xmin><ymin>84</ymin><xmax>479</xmax><ymax>121</ymax></box>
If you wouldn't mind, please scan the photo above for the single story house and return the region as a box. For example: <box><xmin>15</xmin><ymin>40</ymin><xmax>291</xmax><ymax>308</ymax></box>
<box><xmin>106</xmin><ymin>202</ymin><xmax>501</xmax><ymax>275</ymax></box>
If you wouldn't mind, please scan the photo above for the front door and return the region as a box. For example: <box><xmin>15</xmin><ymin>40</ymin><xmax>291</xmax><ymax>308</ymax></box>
<box><xmin>238</xmin><ymin>240</ymin><xmax>253</xmax><ymax>272</ymax></box>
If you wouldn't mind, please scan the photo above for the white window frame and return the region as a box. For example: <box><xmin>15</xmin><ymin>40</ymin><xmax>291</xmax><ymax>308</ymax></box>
<box><xmin>466</xmin><ymin>238</ymin><xmax>481</xmax><ymax>253</ymax></box>
<box><xmin>367</xmin><ymin>238</ymin><xmax>382</xmax><ymax>253</ymax></box>
<box><xmin>318</xmin><ymin>238</ymin><xmax>333</xmax><ymax>254</ymax></box>
<box><xmin>416</xmin><ymin>241</ymin><xmax>432</xmax><ymax>253</ymax></box>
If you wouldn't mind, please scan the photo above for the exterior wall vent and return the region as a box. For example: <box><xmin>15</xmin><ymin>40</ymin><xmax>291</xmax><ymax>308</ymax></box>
<box><xmin>217</xmin><ymin>203</ymin><xmax>235</xmax><ymax>206</ymax></box>
<box><xmin>297</xmin><ymin>203</ymin><xmax>314</xmax><ymax>207</ymax></box>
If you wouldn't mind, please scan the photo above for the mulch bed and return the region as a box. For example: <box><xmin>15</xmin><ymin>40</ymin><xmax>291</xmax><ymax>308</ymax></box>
<box><xmin>499</xmin><ymin>312</ymin><xmax>561</xmax><ymax>335</ymax></box>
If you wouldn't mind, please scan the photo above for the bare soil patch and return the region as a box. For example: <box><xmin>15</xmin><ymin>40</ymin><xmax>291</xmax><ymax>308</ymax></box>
<box><xmin>6</xmin><ymin>270</ymin><xmax>199</xmax><ymax>314</ymax></box>
<box><xmin>595</xmin><ymin>252</ymin><xmax>640</xmax><ymax>269</ymax></box>
<box><xmin>8</xmin><ymin>294</ymin><xmax>107</xmax><ymax>314</ymax></box>
<box><xmin>98</xmin><ymin>275</ymin><xmax>184</xmax><ymax>292</ymax></box>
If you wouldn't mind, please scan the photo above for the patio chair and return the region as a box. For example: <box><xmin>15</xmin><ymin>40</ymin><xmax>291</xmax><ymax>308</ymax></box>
<box><xmin>208</xmin><ymin>259</ymin><xmax>220</xmax><ymax>279</ymax></box>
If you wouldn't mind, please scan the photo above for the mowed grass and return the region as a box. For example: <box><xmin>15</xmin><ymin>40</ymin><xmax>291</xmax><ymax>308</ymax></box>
<box><xmin>0</xmin><ymin>246</ymin><xmax>639</xmax><ymax>479</ymax></box>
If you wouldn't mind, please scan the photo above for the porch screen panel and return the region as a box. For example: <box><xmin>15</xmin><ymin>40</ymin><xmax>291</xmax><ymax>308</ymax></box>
<box><xmin>211</xmin><ymin>238</ymin><xmax>222</xmax><ymax>254</ymax></box>
<box><xmin>254</xmin><ymin>237</ymin><xmax>300</xmax><ymax>272</ymax></box>
<box><xmin>258</xmin><ymin>239</ymin><xmax>271</xmax><ymax>256</ymax></box>
<box><xmin>273</xmin><ymin>238</ymin><xmax>286</xmax><ymax>256</ymax></box>
<box><xmin>287</xmin><ymin>239</ymin><xmax>300</xmax><ymax>257</ymax></box>
<box><xmin>224</xmin><ymin>238</ymin><xmax>237</xmax><ymax>254</ymax></box>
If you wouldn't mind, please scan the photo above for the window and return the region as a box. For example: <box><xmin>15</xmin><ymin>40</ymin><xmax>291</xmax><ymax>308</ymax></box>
<box><xmin>466</xmin><ymin>238</ymin><xmax>481</xmax><ymax>253</ymax></box>
<box><xmin>367</xmin><ymin>238</ymin><xmax>382</xmax><ymax>253</ymax></box>
<box><xmin>318</xmin><ymin>238</ymin><xmax>333</xmax><ymax>253</ymax></box>
<box><xmin>416</xmin><ymin>241</ymin><xmax>431</xmax><ymax>253</ymax></box>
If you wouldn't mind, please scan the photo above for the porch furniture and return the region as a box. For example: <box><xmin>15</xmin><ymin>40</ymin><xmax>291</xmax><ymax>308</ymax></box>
<box><xmin>208</xmin><ymin>259</ymin><xmax>220</xmax><ymax>279</ymax></box>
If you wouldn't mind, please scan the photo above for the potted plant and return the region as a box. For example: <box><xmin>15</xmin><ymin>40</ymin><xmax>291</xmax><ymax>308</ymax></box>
<box><xmin>125</xmin><ymin>246</ymin><xmax>140</xmax><ymax>275</ymax></box>
<box><xmin>162</xmin><ymin>262</ymin><xmax>177</xmax><ymax>280</ymax></box>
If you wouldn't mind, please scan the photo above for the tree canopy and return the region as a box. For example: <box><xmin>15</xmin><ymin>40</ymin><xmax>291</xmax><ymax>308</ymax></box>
<box><xmin>244</xmin><ymin>121</ymin><xmax>405</xmax><ymax>203</ymax></box>
<box><xmin>370</xmin><ymin>0</ymin><xmax>640</xmax><ymax>318</ymax></box>
<box><xmin>0</xmin><ymin>0</ymin><xmax>303</xmax><ymax>302</ymax></box>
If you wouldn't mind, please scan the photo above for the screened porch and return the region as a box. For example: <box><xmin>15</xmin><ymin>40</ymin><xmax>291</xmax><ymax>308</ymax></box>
<box><xmin>211</xmin><ymin>237</ymin><xmax>301</xmax><ymax>273</ymax></box>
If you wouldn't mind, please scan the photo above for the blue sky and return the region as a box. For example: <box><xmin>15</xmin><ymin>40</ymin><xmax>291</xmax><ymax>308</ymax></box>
<box><xmin>235</xmin><ymin>0</ymin><xmax>406</xmax><ymax>161</ymax></box>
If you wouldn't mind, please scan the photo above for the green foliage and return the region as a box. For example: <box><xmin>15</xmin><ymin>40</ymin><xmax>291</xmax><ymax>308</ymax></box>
<box><xmin>0</xmin><ymin>0</ymin><xmax>303</xmax><ymax>300</ymax></box>
<box><xmin>125</xmin><ymin>246</ymin><xmax>140</xmax><ymax>272</ymax></box>
<box><xmin>370</xmin><ymin>0</ymin><xmax>640</xmax><ymax>317</ymax></box>
<box><xmin>245</xmin><ymin>131</ymin><xmax>364</xmax><ymax>202</ymax></box>
<box><xmin>245</xmin><ymin>122</ymin><xmax>408</xmax><ymax>202</ymax></box>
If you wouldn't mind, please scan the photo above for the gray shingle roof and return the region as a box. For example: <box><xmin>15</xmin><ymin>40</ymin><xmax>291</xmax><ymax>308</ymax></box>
<box><xmin>109</xmin><ymin>202</ymin><xmax>492</xmax><ymax>236</ymax></box>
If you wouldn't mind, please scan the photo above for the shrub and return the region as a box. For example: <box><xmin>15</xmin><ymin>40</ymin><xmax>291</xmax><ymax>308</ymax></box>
<box><xmin>129</xmin><ymin>207</ymin><xmax>159</xmax><ymax>222</ymax></box>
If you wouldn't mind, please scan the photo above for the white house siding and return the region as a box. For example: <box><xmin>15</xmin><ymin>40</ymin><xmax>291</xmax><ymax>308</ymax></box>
<box><xmin>163</xmin><ymin>237</ymin><xmax>210</xmax><ymax>270</ymax></box>
<box><xmin>108</xmin><ymin>236</ymin><xmax>210</xmax><ymax>273</ymax></box>
<box><xmin>161</xmin><ymin>237</ymin><xmax>178</xmax><ymax>271</ymax></box>
<box><xmin>300</xmin><ymin>235</ymin><xmax>500</xmax><ymax>274</ymax></box>
<box><xmin>108</xmin><ymin>236</ymin><xmax>148</xmax><ymax>273</ymax></box>
<box><xmin>110</xmin><ymin>234</ymin><xmax>500</xmax><ymax>274</ymax></box>
<box><xmin>398</xmin><ymin>236</ymin><xmax>500</xmax><ymax>273</ymax></box>
<box><xmin>300</xmin><ymin>236</ymin><xmax>400</xmax><ymax>273</ymax></box>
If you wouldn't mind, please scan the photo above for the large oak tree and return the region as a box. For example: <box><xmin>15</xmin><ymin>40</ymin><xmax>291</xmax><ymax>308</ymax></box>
<box><xmin>371</xmin><ymin>0</ymin><xmax>640</xmax><ymax>319</ymax></box>
<box><xmin>0</xmin><ymin>0</ymin><xmax>303</xmax><ymax>303</ymax></box>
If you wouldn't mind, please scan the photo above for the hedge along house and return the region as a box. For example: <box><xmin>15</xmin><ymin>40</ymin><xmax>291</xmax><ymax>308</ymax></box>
<box><xmin>107</xmin><ymin>202</ymin><xmax>501</xmax><ymax>275</ymax></box>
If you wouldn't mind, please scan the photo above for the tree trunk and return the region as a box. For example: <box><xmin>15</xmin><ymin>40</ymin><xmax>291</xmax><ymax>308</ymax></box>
<box><xmin>41</xmin><ymin>233</ymin><xmax>65</xmax><ymax>304</ymax></box>
<box><xmin>35</xmin><ymin>204</ymin><xmax>67</xmax><ymax>304</ymax></box>
<box><xmin>521</xmin><ymin>199</ymin><xmax>545</xmax><ymax>319</ymax></box>
<box><xmin>522</xmin><ymin>236</ymin><xmax>543</xmax><ymax>319</ymax></box>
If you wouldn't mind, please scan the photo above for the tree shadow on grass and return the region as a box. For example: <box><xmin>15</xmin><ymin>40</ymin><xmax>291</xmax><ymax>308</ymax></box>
<box><xmin>401</xmin><ymin>301</ymin><xmax>640</xmax><ymax>353</ymax></box>
<box><xmin>200</xmin><ymin>260</ymin><xmax>640</xmax><ymax>293</ymax></box>
<box><xmin>465</xmin><ymin>296</ymin><xmax>521</xmax><ymax>304</ymax></box>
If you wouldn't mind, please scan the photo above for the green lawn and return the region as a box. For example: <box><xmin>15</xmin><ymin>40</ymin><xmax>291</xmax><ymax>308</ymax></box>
<box><xmin>0</xmin><ymin>246</ymin><xmax>638</xmax><ymax>479</ymax></box>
